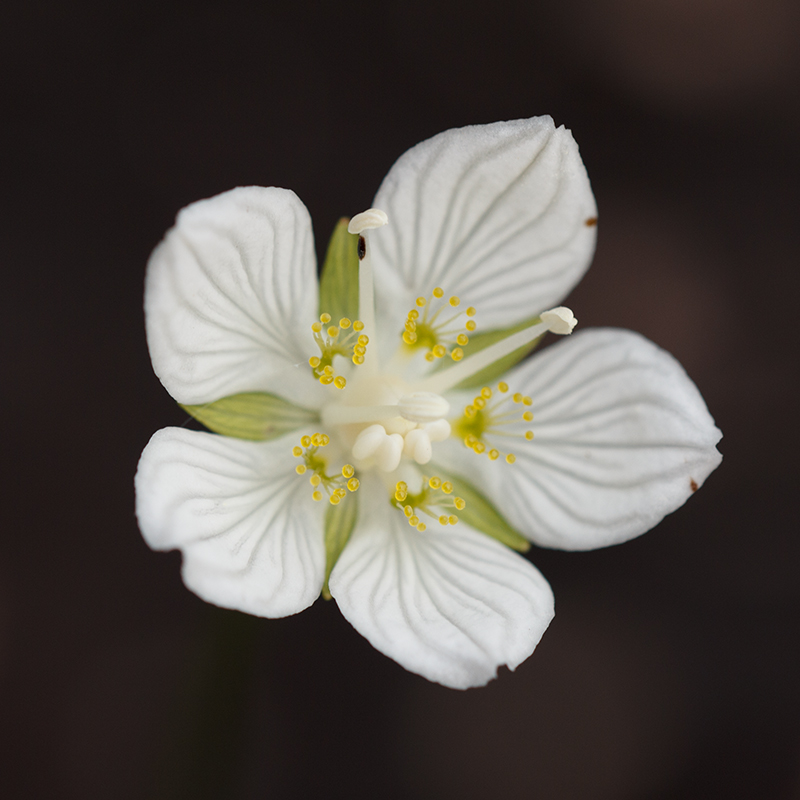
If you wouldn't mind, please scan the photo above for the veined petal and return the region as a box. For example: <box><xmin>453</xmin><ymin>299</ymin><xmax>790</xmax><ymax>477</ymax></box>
<box><xmin>371</xmin><ymin>117</ymin><xmax>596</xmax><ymax>341</ymax></box>
<box><xmin>476</xmin><ymin>329</ymin><xmax>722</xmax><ymax>551</ymax></box>
<box><xmin>328</xmin><ymin>478</ymin><xmax>554</xmax><ymax>689</ymax></box>
<box><xmin>145</xmin><ymin>187</ymin><xmax>320</xmax><ymax>406</ymax></box>
<box><xmin>135</xmin><ymin>427</ymin><xmax>325</xmax><ymax>617</ymax></box>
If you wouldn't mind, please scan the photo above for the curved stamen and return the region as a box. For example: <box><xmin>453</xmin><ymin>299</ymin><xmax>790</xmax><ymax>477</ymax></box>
<box><xmin>321</xmin><ymin>392</ymin><xmax>449</xmax><ymax>427</ymax></box>
<box><xmin>348</xmin><ymin>208</ymin><xmax>388</xmax><ymax>373</ymax></box>
<box><xmin>418</xmin><ymin>307</ymin><xmax>577</xmax><ymax>395</ymax></box>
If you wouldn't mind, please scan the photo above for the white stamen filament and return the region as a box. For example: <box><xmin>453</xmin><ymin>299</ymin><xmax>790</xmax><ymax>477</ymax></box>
<box><xmin>322</xmin><ymin>404</ymin><xmax>402</xmax><ymax>427</ymax></box>
<box><xmin>418</xmin><ymin>306</ymin><xmax>577</xmax><ymax>395</ymax></box>
<box><xmin>321</xmin><ymin>392</ymin><xmax>449</xmax><ymax>427</ymax></box>
<box><xmin>348</xmin><ymin>209</ymin><xmax>388</xmax><ymax>373</ymax></box>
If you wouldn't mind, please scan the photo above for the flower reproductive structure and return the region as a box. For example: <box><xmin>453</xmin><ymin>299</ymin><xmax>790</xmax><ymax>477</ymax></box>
<box><xmin>135</xmin><ymin>117</ymin><xmax>722</xmax><ymax>689</ymax></box>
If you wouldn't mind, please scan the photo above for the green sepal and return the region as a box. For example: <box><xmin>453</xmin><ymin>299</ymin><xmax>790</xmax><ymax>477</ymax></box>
<box><xmin>432</xmin><ymin>465</ymin><xmax>531</xmax><ymax>552</ymax></box>
<box><xmin>321</xmin><ymin>493</ymin><xmax>358</xmax><ymax>600</ymax></box>
<box><xmin>318</xmin><ymin>218</ymin><xmax>359</xmax><ymax>322</ymax></box>
<box><xmin>452</xmin><ymin>315</ymin><xmax>544</xmax><ymax>390</ymax></box>
<box><xmin>180</xmin><ymin>392</ymin><xmax>318</xmax><ymax>441</ymax></box>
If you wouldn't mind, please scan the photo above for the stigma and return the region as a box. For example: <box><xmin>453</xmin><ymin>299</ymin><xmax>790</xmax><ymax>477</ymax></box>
<box><xmin>350</xmin><ymin>417</ymin><xmax>451</xmax><ymax>471</ymax></box>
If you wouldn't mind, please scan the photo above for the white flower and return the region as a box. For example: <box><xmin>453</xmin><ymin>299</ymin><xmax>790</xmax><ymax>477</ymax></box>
<box><xmin>135</xmin><ymin>117</ymin><xmax>722</xmax><ymax>689</ymax></box>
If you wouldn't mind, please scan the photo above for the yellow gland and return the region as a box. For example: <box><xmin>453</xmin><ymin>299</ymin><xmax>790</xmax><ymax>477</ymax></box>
<box><xmin>292</xmin><ymin>432</ymin><xmax>359</xmax><ymax>504</ymax></box>
<box><xmin>308</xmin><ymin>312</ymin><xmax>369</xmax><ymax>388</ymax></box>
<box><xmin>392</xmin><ymin>477</ymin><xmax>466</xmax><ymax>532</ymax></box>
<box><xmin>453</xmin><ymin>381</ymin><xmax>536</xmax><ymax>465</ymax></box>
<box><xmin>401</xmin><ymin>287</ymin><xmax>478</xmax><ymax>363</ymax></box>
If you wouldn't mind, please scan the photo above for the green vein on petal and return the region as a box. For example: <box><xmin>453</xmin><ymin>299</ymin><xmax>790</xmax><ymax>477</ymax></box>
<box><xmin>431</xmin><ymin>465</ymin><xmax>530</xmax><ymax>552</ymax></box>
<box><xmin>180</xmin><ymin>392</ymin><xmax>318</xmax><ymax>441</ymax></box>
<box><xmin>319</xmin><ymin>218</ymin><xmax>360</xmax><ymax>323</ymax></box>
<box><xmin>322</xmin><ymin>493</ymin><xmax>358</xmax><ymax>600</ymax></box>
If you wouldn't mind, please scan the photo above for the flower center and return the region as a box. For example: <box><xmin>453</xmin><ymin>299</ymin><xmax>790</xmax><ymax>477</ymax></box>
<box><xmin>293</xmin><ymin>207</ymin><xmax>578</xmax><ymax>524</ymax></box>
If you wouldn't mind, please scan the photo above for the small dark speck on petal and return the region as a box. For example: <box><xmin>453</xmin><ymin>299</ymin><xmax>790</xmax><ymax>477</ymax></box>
<box><xmin>358</xmin><ymin>236</ymin><xmax>366</xmax><ymax>260</ymax></box>
<box><xmin>690</xmin><ymin>478</ymin><xmax>698</xmax><ymax>492</ymax></box>
<box><xmin>585</xmin><ymin>217</ymin><xmax>598</xmax><ymax>227</ymax></box>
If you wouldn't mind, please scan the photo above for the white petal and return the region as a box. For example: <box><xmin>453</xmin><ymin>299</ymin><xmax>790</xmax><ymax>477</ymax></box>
<box><xmin>329</xmin><ymin>479</ymin><xmax>554</xmax><ymax>689</ymax></box>
<box><xmin>371</xmin><ymin>117</ymin><xmax>596</xmax><ymax>341</ymax></box>
<box><xmin>135</xmin><ymin>427</ymin><xmax>325</xmax><ymax>617</ymax></box>
<box><xmin>145</xmin><ymin>187</ymin><xmax>321</xmax><ymax>405</ymax></box>
<box><xmin>477</xmin><ymin>329</ymin><xmax>722</xmax><ymax>550</ymax></box>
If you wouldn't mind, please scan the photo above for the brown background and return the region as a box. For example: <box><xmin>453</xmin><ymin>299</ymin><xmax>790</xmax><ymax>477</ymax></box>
<box><xmin>2</xmin><ymin>1</ymin><xmax>799</xmax><ymax>798</ymax></box>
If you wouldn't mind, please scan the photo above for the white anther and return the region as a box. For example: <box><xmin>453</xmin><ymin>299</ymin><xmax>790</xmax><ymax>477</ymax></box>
<box><xmin>403</xmin><ymin>428</ymin><xmax>433</xmax><ymax>465</ymax></box>
<box><xmin>422</xmin><ymin>418</ymin><xmax>451</xmax><ymax>442</ymax></box>
<box><xmin>397</xmin><ymin>392</ymin><xmax>450</xmax><ymax>423</ymax></box>
<box><xmin>352</xmin><ymin>424</ymin><xmax>388</xmax><ymax>461</ymax></box>
<box><xmin>540</xmin><ymin>306</ymin><xmax>577</xmax><ymax>335</ymax></box>
<box><xmin>347</xmin><ymin>208</ymin><xmax>389</xmax><ymax>234</ymax></box>
<box><xmin>376</xmin><ymin>433</ymin><xmax>404</xmax><ymax>472</ymax></box>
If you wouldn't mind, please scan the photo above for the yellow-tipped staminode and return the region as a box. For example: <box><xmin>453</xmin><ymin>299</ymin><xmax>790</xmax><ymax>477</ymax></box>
<box><xmin>392</xmin><ymin>476</ymin><xmax>466</xmax><ymax>532</ymax></box>
<box><xmin>291</xmin><ymin>432</ymin><xmax>360</xmax><ymax>504</ymax></box>
<box><xmin>453</xmin><ymin>381</ymin><xmax>535</xmax><ymax>465</ymax></box>
<box><xmin>401</xmin><ymin>287</ymin><xmax>478</xmax><ymax>363</ymax></box>
<box><xmin>308</xmin><ymin>313</ymin><xmax>370</xmax><ymax>389</ymax></box>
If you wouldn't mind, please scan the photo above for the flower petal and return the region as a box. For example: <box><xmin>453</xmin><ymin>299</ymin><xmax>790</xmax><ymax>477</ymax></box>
<box><xmin>145</xmin><ymin>186</ymin><xmax>321</xmax><ymax>405</ymax></box>
<box><xmin>135</xmin><ymin>427</ymin><xmax>325</xmax><ymax>617</ymax></box>
<box><xmin>328</xmin><ymin>479</ymin><xmax>554</xmax><ymax>689</ymax></box>
<box><xmin>370</xmin><ymin>116</ymin><xmax>596</xmax><ymax>340</ymax></box>
<box><xmin>473</xmin><ymin>329</ymin><xmax>722</xmax><ymax>550</ymax></box>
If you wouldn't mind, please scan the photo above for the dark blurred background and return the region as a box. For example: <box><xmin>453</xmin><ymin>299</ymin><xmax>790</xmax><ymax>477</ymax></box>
<box><xmin>2</xmin><ymin>1</ymin><xmax>799</xmax><ymax>798</ymax></box>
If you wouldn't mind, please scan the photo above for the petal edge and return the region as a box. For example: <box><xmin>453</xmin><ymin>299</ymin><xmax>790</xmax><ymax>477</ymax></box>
<box><xmin>135</xmin><ymin>427</ymin><xmax>325</xmax><ymax>617</ymax></box>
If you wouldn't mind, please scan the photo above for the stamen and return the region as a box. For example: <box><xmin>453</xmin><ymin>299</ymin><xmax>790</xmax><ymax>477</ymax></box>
<box><xmin>321</xmin><ymin>392</ymin><xmax>449</xmax><ymax>427</ymax></box>
<box><xmin>453</xmin><ymin>381</ymin><xmax>535</xmax><ymax>465</ymax></box>
<box><xmin>292</xmin><ymin>432</ymin><xmax>360</xmax><ymax>503</ymax></box>
<box><xmin>418</xmin><ymin>306</ymin><xmax>577</xmax><ymax>395</ymax></box>
<box><xmin>392</xmin><ymin>476</ymin><xmax>466</xmax><ymax>532</ymax></box>
<box><xmin>401</xmin><ymin>287</ymin><xmax>477</xmax><ymax>363</ymax></box>
<box><xmin>396</xmin><ymin>392</ymin><xmax>450</xmax><ymax>423</ymax></box>
<box><xmin>309</xmin><ymin>314</ymin><xmax>370</xmax><ymax>388</ymax></box>
<box><xmin>348</xmin><ymin>208</ymin><xmax>388</xmax><ymax>372</ymax></box>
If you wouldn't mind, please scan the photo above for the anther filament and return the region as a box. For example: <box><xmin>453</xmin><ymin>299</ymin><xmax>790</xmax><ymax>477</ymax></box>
<box><xmin>308</xmin><ymin>313</ymin><xmax>369</xmax><ymax>389</ymax></box>
<box><xmin>401</xmin><ymin>287</ymin><xmax>477</xmax><ymax>363</ymax></box>
<box><xmin>292</xmin><ymin>432</ymin><xmax>360</xmax><ymax>504</ymax></box>
<box><xmin>392</xmin><ymin>477</ymin><xmax>466</xmax><ymax>532</ymax></box>
<box><xmin>454</xmin><ymin>382</ymin><xmax>534</xmax><ymax>464</ymax></box>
